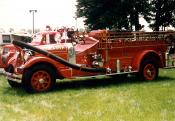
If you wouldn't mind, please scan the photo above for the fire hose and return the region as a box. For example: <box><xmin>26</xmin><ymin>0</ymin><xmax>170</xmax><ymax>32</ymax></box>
<box><xmin>12</xmin><ymin>40</ymin><xmax>107</xmax><ymax>73</ymax></box>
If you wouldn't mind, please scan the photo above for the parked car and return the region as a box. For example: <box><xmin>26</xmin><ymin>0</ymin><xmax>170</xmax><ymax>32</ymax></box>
<box><xmin>0</xmin><ymin>33</ymin><xmax>32</xmax><ymax>68</ymax></box>
<box><xmin>0</xmin><ymin>33</ymin><xmax>31</xmax><ymax>45</ymax></box>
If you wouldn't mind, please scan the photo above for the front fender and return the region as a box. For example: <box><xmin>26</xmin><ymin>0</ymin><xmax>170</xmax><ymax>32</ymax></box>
<box><xmin>23</xmin><ymin>56</ymin><xmax>66</xmax><ymax>70</ymax></box>
<box><xmin>132</xmin><ymin>50</ymin><xmax>162</xmax><ymax>71</ymax></box>
<box><xmin>22</xmin><ymin>56</ymin><xmax>70</xmax><ymax>78</ymax></box>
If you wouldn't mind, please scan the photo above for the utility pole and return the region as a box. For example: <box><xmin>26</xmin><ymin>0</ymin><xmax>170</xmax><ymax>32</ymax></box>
<box><xmin>29</xmin><ymin>10</ymin><xmax>37</xmax><ymax>33</ymax></box>
<box><xmin>73</xmin><ymin>16</ymin><xmax>78</xmax><ymax>31</ymax></box>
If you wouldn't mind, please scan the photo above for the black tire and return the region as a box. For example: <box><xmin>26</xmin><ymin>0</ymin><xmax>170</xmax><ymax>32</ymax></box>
<box><xmin>8</xmin><ymin>80</ymin><xmax>21</xmax><ymax>88</ymax></box>
<box><xmin>110</xmin><ymin>74</ymin><xmax>128</xmax><ymax>79</ymax></box>
<box><xmin>22</xmin><ymin>64</ymin><xmax>56</xmax><ymax>93</ymax></box>
<box><xmin>139</xmin><ymin>60</ymin><xmax>158</xmax><ymax>81</ymax></box>
<box><xmin>6</xmin><ymin>65</ymin><xmax>21</xmax><ymax>88</ymax></box>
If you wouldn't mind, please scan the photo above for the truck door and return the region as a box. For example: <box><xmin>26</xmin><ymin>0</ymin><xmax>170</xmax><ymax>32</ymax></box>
<box><xmin>107</xmin><ymin>39</ymin><xmax>125</xmax><ymax>71</ymax></box>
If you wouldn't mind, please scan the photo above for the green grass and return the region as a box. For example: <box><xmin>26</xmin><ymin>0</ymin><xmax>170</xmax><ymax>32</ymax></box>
<box><xmin>0</xmin><ymin>69</ymin><xmax>175</xmax><ymax>121</ymax></box>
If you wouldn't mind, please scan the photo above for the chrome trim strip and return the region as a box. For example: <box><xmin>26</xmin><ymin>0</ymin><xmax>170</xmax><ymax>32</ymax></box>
<box><xmin>74</xmin><ymin>71</ymin><xmax>138</xmax><ymax>78</ymax></box>
<box><xmin>68</xmin><ymin>44</ymin><xmax>76</xmax><ymax>64</ymax></box>
<box><xmin>163</xmin><ymin>66</ymin><xmax>175</xmax><ymax>69</ymax></box>
<box><xmin>5</xmin><ymin>72</ymin><xmax>22</xmax><ymax>83</ymax></box>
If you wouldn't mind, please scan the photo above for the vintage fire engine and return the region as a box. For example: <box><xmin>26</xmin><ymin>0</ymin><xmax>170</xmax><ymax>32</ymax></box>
<box><xmin>4</xmin><ymin>30</ymin><xmax>175</xmax><ymax>93</ymax></box>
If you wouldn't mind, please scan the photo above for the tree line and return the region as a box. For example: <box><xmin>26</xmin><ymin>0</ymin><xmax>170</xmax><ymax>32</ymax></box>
<box><xmin>76</xmin><ymin>0</ymin><xmax>175</xmax><ymax>31</ymax></box>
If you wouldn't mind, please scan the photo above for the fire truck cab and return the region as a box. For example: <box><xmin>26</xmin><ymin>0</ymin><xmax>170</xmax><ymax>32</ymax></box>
<box><xmin>4</xmin><ymin>30</ymin><xmax>175</xmax><ymax>93</ymax></box>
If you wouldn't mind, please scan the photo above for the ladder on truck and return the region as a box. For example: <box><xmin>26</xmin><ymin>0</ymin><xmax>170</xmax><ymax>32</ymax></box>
<box><xmin>96</xmin><ymin>30</ymin><xmax>175</xmax><ymax>69</ymax></box>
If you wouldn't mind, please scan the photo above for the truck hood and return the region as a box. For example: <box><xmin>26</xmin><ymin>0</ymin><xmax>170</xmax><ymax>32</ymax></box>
<box><xmin>35</xmin><ymin>43</ymin><xmax>72</xmax><ymax>51</ymax></box>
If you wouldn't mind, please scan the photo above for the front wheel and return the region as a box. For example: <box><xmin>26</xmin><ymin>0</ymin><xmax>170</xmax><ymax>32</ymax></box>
<box><xmin>8</xmin><ymin>80</ymin><xmax>21</xmax><ymax>88</ymax></box>
<box><xmin>22</xmin><ymin>64</ymin><xmax>56</xmax><ymax>93</ymax></box>
<box><xmin>6</xmin><ymin>65</ymin><xmax>21</xmax><ymax>88</ymax></box>
<box><xmin>139</xmin><ymin>61</ymin><xmax>158</xmax><ymax>81</ymax></box>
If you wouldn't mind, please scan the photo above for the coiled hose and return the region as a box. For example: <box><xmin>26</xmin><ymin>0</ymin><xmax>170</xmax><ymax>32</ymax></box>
<box><xmin>12</xmin><ymin>40</ymin><xmax>107</xmax><ymax>73</ymax></box>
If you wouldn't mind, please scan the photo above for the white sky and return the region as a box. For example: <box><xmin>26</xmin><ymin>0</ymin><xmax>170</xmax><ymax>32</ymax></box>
<box><xmin>1</xmin><ymin>0</ymin><xmax>173</xmax><ymax>32</ymax></box>
<box><xmin>0</xmin><ymin>0</ymin><xmax>84</xmax><ymax>31</ymax></box>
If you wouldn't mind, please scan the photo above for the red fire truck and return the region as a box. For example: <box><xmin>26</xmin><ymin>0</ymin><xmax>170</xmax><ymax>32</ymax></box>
<box><xmin>4</xmin><ymin>30</ymin><xmax>175</xmax><ymax>93</ymax></box>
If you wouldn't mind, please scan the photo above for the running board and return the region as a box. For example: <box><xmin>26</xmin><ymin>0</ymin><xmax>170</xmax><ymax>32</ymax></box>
<box><xmin>73</xmin><ymin>71</ymin><xmax>138</xmax><ymax>79</ymax></box>
<box><xmin>163</xmin><ymin>66</ymin><xmax>175</xmax><ymax>69</ymax></box>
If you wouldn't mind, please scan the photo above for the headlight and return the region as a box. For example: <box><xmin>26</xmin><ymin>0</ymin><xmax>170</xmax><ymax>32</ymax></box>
<box><xmin>1</xmin><ymin>48</ymin><xmax>10</xmax><ymax>64</ymax></box>
<box><xmin>67</xmin><ymin>44</ymin><xmax>76</xmax><ymax>64</ymax></box>
<box><xmin>0</xmin><ymin>47</ymin><xmax>2</xmax><ymax>55</ymax></box>
<box><xmin>2</xmin><ymin>54</ymin><xmax>9</xmax><ymax>64</ymax></box>
<box><xmin>24</xmin><ymin>52</ymin><xmax>31</xmax><ymax>62</ymax></box>
<box><xmin>23</xmin><ymin>49</ymin><xmax>34</xmax><ymax>62</ymax></box>
<box><xmin>2</xmin><ymin>47</ymin><xmax>9</xmax><ymax>55</ymax></box>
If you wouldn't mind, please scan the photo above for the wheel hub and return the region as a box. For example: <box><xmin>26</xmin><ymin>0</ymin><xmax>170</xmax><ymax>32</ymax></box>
<box><xmin>147</xmin><ymin>69</ymin><xmax>152</xmax><ymax>76</ymax></box>
<box><xmin>39</xmin><ymin>78</ymin><xmax>45</xmax><ymax>83</ymax></box>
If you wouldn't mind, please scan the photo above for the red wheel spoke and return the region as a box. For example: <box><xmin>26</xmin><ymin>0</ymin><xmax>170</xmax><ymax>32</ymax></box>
<box><xmin>144</xmin><ymin>64</ymin><xmax>156</xmax><ymax>80</ymax></box>
<box><xmin>31</xmin><ymin>70</ymin><xmax>51</xmax><ymax>92</ymax></box>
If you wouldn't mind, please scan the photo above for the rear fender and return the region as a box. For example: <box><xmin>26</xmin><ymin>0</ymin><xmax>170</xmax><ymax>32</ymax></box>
<box><xmin>132</xmin><ymin>50</ymin><xmax>163</xmax><ymax>71</ymax></box>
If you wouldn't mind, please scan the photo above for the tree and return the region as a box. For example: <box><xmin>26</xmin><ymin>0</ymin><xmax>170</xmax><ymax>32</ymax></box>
<box><xmin>76</xmin><ymin>0</ymin><xmax>152</xmax><ymax>31</ymax></box>
<box><xmin>150</xmin><ymin>0</ymin><xmax>175</xmax><ymax>31</ymax></box>
<box><xmin>35</xmin><ymin>28</ymin><xmax>40</xmax><ymax>33</ymax></box>
<box><xmin>9</xmin><ymin>28</ymin><xmax>14</xmax><ymax>33</ymax></box>
<box><xmin>27</xmin><ymin>29</ymin><xmax>32</xmax><ymax>34</ymax></box>
<box><xmin>76</xmin><ymin>0</ymin><xmax>119</xmax><ymax>29</ymax></box>
<box><xmin>127</xmin><ymin>0</ymin><xmax>152</xmax><ymax>30</ymax></box>
<box><xmin>0</xmin><ymin>28</ymin><xmax>5</xmax><ymax>33</ymax></box>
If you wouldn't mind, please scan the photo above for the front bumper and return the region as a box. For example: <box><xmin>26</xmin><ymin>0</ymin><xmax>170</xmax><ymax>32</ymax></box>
<box><xmin>6</xmin><ymin>72</ymin><xmax>22</xmax><ymax>83</ymax></box>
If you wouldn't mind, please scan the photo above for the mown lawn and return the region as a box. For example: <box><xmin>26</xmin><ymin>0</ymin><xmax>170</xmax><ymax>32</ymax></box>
<box><xmin>0</xmin><ymin>69</ymin><xmax>175</xmax><ymax>121</ymax></box>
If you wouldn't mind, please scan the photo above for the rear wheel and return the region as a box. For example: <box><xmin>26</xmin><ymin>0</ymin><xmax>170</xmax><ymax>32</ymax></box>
<box><xmin>139</xmin><ymin>60</ymin><xmax>158</xmax><ymax>81</ymax></box>
<box><xmin>22</xmin><ymin>64</ymin><xmax>56</xmax><ymax>93</ymax></box>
